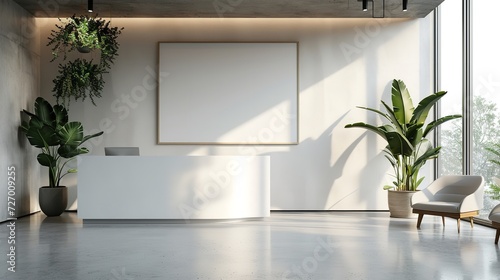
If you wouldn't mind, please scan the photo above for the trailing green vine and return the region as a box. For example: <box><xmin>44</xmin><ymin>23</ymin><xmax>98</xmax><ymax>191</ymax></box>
<box><xmin>52</xmin><ymin>58</ymin><xmax>106</xmax><ymax>106</ymax></box>
<box><xmin>47</xmin><ymin>14</ymin><xmax>124</xmax><ymax>106</ymax></box>
<box><xmin>47</xmin><ymin>14</ymin><xmax>123</xmax><ymax>69</ymax></box>
<box><xmin>486</xmin><ymin>143</ymin><xmax>500</xmax><ymax>200</ymax></box>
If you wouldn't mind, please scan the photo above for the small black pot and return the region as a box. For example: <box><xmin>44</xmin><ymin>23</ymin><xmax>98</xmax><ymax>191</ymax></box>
<box><xmin>76</xmin><ymin>46</ymin><xmax>92</xmax><ymax>53</ymax></box>
<box><xmin>39</xmin><ymin>186</ymin><xmax>68</xmax><ymax>217</ymax></box>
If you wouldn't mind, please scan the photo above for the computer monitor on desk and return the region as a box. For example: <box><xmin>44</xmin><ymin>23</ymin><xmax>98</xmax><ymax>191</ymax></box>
<box><xmin>104</xmin><ymin>147</ymin><xmax>140</xmax><ymax>156</ymax></box>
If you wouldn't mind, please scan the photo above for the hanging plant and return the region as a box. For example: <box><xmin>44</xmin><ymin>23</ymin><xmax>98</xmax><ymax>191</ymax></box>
<box><xmin>47</xmin><ymin>14</ymin><xmax>124</xmax><ymax>69</ymax></box>
<box><xmin>47</xmin><ymin>14</ymin><xmax>124</xmax><ymax>106</ymax></box>
<box><xmin>52</xmin><ymin>58</ymin><xmax>106</xmax><ymax>106</ymax></box>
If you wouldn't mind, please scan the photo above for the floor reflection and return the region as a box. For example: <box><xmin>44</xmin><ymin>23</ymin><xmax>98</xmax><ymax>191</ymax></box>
<box><xmin>0</xmin><ymin>212</ymin><xmax>498</xmax><ymax>280</ymax></box>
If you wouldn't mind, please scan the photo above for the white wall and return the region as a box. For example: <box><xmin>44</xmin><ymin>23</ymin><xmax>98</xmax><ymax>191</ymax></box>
<box><xmin>0</xmin><ymin>0</ymin><xmax>41</xmax><ymax>222</ymax></box>
<box><xmin>38</xmin><ymin>16</ymin><xmax>435</xmax><ymax>210</ymax></box>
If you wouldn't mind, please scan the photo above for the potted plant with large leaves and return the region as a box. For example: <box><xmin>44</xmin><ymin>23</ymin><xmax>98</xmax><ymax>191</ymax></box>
<box><xmin>20</xmin><ymin>97</ymin><xmax>103</xmax><ymax>216</ymax></box>
<box><xmin>345</xmin><ymin>79</ymin><xmax>462</xmax><ymax>218</ymax></box>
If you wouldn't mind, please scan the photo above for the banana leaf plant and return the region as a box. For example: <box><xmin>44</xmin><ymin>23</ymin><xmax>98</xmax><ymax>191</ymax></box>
<box><xmin>345</xmin><ymin>79</ymin><xmax>462</xmax><ymax>191</ymax></box>
<box><xmin>486</xmin><ymin>143</ymin><xmax>500</xmax><ymax>167</ymax></box>
<box><xmin>20</xmin><ymin>97</ymin><xmax>103</xmax><ymax>187</ymax></box>
<box><xmin>485</xmin><ymin>144</ymin><xmax>500</xmax><ymax>200</ymax></box>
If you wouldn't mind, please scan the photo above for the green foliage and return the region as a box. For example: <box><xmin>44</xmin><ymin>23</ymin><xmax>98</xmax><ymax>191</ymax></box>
<box><xmin>52</xmin><ymin>58</ymin><xmax>105</xmax><ymax>106</ymax></box>
<box><xmin>486</xmin><ymin>144</ymin><xmax>500</xmax><ymax>200</ymax></box>
<box><xmin>486</xmin><ymin>182</ymin><xmax>500</xmax><ymax>200</ymax></box>
<box><xmin>47</xmin><ymin>14</ymin><xmax>124</xmax><ymax>106</ymax></box>
<box><xmin>47</xmin><ymin>14</ymin><xmax>124</xmax><ymax>68</ymax></box>
<box><xmin>20</xmin><ymin>97</ymin><xmax>103</xmax><ymax>187</ymax></box>
<box><xmin>345</xmin><ymin>79</ymin><xmax>462</xmax><ymax>191</ymax></box>
<box><xmin>440</xmin><ymin>96</ymin><xmax>500</xmax><ymax>203</ymax></box>
<box><xmin>486</xmin><ymin>143</ymin><xmax>500</xmax><ymax>167</ymax></box>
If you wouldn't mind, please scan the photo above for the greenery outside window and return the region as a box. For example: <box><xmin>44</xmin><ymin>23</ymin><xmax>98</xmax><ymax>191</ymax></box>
<box><xmin>438</xmin><ymin>0</ymin><xmax>500</xmax><ymax>220</ymax></box>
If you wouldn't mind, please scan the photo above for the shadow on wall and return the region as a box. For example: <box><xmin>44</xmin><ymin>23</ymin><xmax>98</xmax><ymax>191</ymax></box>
<box><xmin>12</xmin><ymin>108</ymin><xmax>41</xmax><ymax>217</ymax></box>
<box><xmin>268</xmin><ymin>110</ymin><xmax>388</xmax><ymax>210</ymax></box>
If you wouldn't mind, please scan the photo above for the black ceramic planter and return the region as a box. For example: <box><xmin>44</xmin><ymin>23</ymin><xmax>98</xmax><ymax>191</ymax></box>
<box><xmin>77</xmin><ymin>46</ymin><xmax>92</xmax><ymax>53</ymax></box>
<box><xmin>39</xmin><ymin>186</ymin><xmax>68</xmax><ymax>217</ymax></box>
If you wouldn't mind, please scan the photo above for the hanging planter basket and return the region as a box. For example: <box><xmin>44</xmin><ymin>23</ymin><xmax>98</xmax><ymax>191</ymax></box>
<box><xmin>47</xmin><ymin>14</ymin><xmax>124</xmax><ymax>106</ymax></box>
<box><xmin>48</xmin><ymin>14</ymin><xmax>123</xmax><ymax>67</ymax></box>
<box><xmin>52</xmin><ymin>58</ymin><xmax>106</xmax><ymax>106</ymax></box>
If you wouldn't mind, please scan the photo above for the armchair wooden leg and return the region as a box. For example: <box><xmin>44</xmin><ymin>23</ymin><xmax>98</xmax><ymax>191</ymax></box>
<box><xmin>417</xmin><ymin>214</ymin><xmax>424</xmax><ymax>229</ymax></box>
<box><xmin>469</xmin><ymin>217</ymin><xmax>474</xmax><ymax>228</ymax></box>
<box><xmin>496</xmin><ymin>229</ymin><xmax>499</xmax><ymax>245</ymax></box>
<box><xmin>457</xmin><ymin>219</ymin><xmax>461</xmax><ymax>233</ymax></box>
<box><xmin>442</xmin><ymin>216</ymin><xmax>445</xmax><ymax>226</ymax></box>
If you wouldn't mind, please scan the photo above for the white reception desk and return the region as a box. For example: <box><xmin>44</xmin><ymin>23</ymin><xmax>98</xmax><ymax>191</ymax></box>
<box><xmin>77</xmin><ymin>156</ymin><xmax>270</xmax><ymax>222</ymax></box>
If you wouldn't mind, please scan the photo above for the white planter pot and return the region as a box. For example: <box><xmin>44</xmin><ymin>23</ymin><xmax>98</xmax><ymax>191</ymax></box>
<box><xmin>388</xmin><ymin>190</ymin><xmax>418</xmax><ymax>218</ymax></box>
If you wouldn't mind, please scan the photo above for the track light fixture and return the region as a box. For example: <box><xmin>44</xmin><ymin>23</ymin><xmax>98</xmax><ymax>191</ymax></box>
<box><xmin>403</xmin><ymin>0</ymin><xmax>408</xmax><ymax>11</ymax></box>
<box><xmin>88</xmin><ymin>0</ymin><xmax>93</xmax><ymax>12</ymax></box>
<box><xmin>362</xmin><ymin>0</ymin><xmax>368</xmax><ymax>11</ymax></box>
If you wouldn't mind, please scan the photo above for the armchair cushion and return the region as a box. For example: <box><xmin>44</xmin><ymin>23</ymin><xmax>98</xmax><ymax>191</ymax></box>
<box><xmin>433</xmin><ymin>194</ymin><xmax>466</xmax><ymax>203</ymax></box>
<box><xmin>411</xmin><ymin>175</ymin><xmax>484</xmax><ymax>233</ymax></box>
<box><xmin>490</xmin><ymin>212</ymin><xmax>500</xmax><ymax>223</ymax></box>
<box><xmin>489</xmin><ymin>204</ymin><xmax>500</xmax><ymax>223</ymax></box>
<box><xmin>412</xmin><ymin>201</ymin><xmax>460</xmax><ymax>213</ymax></box>
<box><xmin>489</xmin><ymin>204</ymin><xmax>500</xmax><ymax>244</ymax></box>
<box><xmin>411</xmin><ymin>175</ymin><xmax>484</xmax><ymax>213</ymax></box>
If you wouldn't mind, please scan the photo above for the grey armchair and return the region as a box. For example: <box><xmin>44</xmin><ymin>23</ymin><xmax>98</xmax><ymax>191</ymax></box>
<box><xmin>489</xmin><ymin>203</ymin><xmax>500</xmax><ymax>244</ymax></box>
<box><xmin>411</xmin><ymin>175</ymin><xmax>484</xmax><ymax>233</ymax></box>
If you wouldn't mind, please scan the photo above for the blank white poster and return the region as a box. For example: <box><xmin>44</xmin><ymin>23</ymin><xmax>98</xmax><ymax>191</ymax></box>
<box><xmin>158</xmin><ymin>42</ymin><xmax>298</xmax><ymax>145</ymax></box>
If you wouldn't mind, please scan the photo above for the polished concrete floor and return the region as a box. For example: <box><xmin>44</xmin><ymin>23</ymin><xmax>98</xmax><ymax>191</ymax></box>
<box><xmin>1</xmin><ymin>212</ymin><xmax>499</xmax><ymax>280</ymax></box>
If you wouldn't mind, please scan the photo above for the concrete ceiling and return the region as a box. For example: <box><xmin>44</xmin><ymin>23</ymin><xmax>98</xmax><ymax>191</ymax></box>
<box><xmin>14</xmin><ymin>0</ymin><xmax>444</xmax><ymax>18</ymax></box>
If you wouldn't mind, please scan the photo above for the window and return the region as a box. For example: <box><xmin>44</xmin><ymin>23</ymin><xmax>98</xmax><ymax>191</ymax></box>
<box><xmin>472</xmin><ymin>0</ymin><xmax>500</xmax><ymax>218</ymax></box>
<box><xmin>439</xmin><ymin>0</ymin><xmax>500</xmax><ymax>219</ymax></box>
<box><xmin>438</xmin><ymin>0</ymin><xmax>463</xmax><ymax>177</ymax></box>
